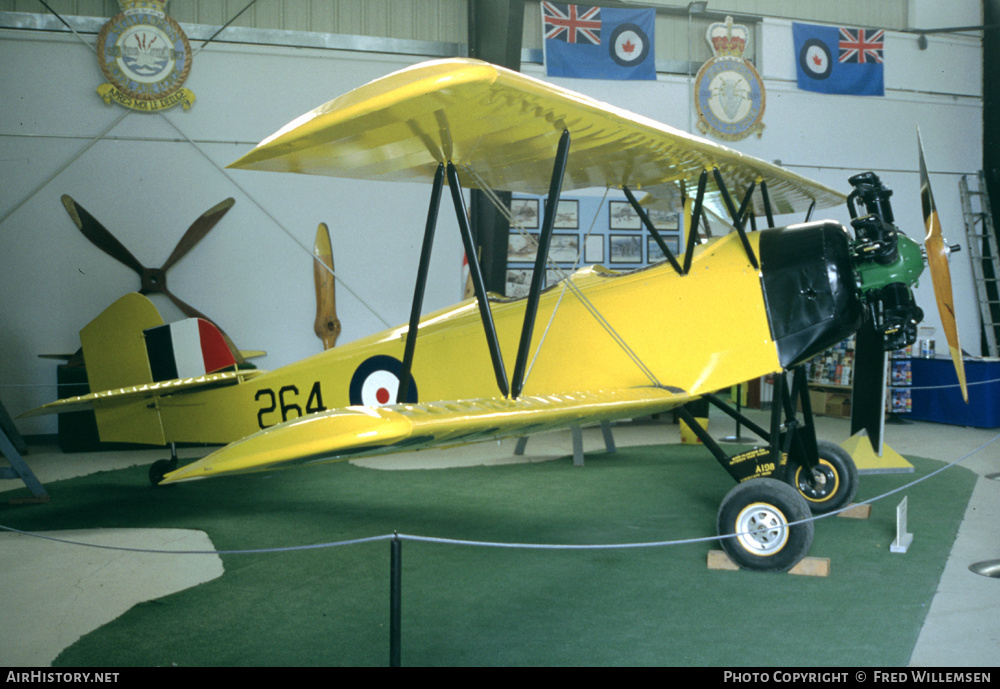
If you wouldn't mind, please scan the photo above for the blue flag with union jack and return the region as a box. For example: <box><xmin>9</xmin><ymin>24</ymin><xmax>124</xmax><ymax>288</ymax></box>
<box><xmin>542</xmin><ymin>3</ymin><xmax>655</xmax><ymax>80</ymax></box>
<box><xmin>793</xmin><ymin>22</ymin><xmax>884</xmax><ymax>96</ymax></box>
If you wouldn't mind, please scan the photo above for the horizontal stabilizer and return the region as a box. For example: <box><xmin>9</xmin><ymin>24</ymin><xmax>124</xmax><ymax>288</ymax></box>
<box><xmin>19</xmin><ymin>369</ymin><xmax>265</xmax><ymax>418</ymax></box>
<box><xmin>160</xmin><ymin>386</ymin><xmax>691</xmax><ymax>483</ymax></box>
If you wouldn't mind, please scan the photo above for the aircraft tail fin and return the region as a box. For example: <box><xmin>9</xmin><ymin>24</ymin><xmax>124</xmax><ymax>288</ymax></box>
<box><xmin>80</xmin><ymin>293</ymin><xmax>163</xmax><ymax>393</ymax></box>
<box><xmin>80</xmin><ymin>293</ymin><xmax>240</xmax><ymax>391</ymax></box>
<box><xmin>75</xmin><ymin>293</ymin><xmax>238</xmax><ymax>445</ymax></box>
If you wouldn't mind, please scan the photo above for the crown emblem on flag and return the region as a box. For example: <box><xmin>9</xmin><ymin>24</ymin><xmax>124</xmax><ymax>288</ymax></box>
<box><xmin>707</xmin><ymin>16</ymin><xmax>748</xmax><ymax>58</ymax></box>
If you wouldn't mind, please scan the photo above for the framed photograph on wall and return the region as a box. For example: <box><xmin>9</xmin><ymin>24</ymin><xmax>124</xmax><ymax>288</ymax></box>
<box><xmin>647</xmin><ymin>235</ymin><xmax>681</xmax><ymax>262</ymax></box>
<box><xmin>610</xmin><ymin>234</ymin><xmax>642</xmax><ymax>264</ymax></box>
<box><xmin>511</xmin><ymin>198</ymin><xmax>539</xmax><ymax>229</ymax></box>
<box><xmin>508</xmin><ymin>232</ymin><xmax>539</xmax><ymax>262</ymax></box>
<box><xmin>609</xmin><ymin>201</ymin><xmax>641</xmax><ymax>230</ymax></box>
<box><xmin>584</xmin><ymin>234</ymin><xmax>604</xmax><ymax>264</ymax></box>
<box><xmin>649</xmin><ymin>209</ymin><xmax>680</xmax><ymax>231</ymax></box>
<box><xmin>554</xmin><ymin>199</ymin><xmax>579</xmax><ymax>229</ymax></box>
<box><xmin>506</xmin><ymin>268</ymin><xmax>533</xmax><ymax>298</ymax></box>
<box><xmin>549</xmin><ymin>233</ymin><xmax>580</xmax><ymax>263</ymax></box>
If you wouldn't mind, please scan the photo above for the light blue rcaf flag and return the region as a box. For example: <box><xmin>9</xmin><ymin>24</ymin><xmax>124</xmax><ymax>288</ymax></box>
<box><xmin>542</xmin><ymin>2</ymin><xmax>656</xmax><ymax>80</ymax></box>
<box><xmin>793</xmin><ymin>22</ymin><xmax>884</xmax><ymax>96</ymax></box>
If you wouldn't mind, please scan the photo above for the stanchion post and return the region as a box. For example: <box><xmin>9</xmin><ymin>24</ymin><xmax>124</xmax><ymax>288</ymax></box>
<box><xmin>721</xmin><ymin>383</ymin><xmax>745</xmax><ymax>443</ymax></box>
<box><xmin>390</xmin><ymin>533</ymin><xmax>402</xmax><ymax>667</ymax></box>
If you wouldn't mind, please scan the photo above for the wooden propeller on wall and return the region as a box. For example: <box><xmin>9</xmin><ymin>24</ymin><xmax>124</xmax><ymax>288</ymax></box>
<box><xmin>61</xmin><ymin>194</ymin><xmax>244</xmax><ymax>362</ymax></box>
<box><xmin>313</xmin><ymin>223</ymin><xmax>341</xmax><ymax>349</ymax></box>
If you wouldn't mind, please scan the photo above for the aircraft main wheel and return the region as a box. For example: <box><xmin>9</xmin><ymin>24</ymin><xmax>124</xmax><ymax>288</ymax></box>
<box><xmin>786</xmin><ymin>440</ymin><xmax>858</xmax><ymax>514</ymax></box>
<box><xmin>149</xmin><ymin>459</ymin><xmax>176</xmax><ymax>487</ymax></box>
<box><xmin>717</xmin><ymin>478</ymin><xmax>814</xmax><ymax>572</ymax></box>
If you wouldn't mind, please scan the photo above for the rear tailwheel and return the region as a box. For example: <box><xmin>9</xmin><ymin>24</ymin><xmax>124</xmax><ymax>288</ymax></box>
<box><xmin>786</xmin><ymin>440</ymin><xmax>858</xmax><ymax>514</ymax></box>
<box><xmin>149</xmin><ymin>443</ymin><xmax>179</xmax><ymax>486</ymax></box>
<box><xmin>717</xmin><ymin>478</ymin><xmax>814</xmax><ymax>572</ymax></box>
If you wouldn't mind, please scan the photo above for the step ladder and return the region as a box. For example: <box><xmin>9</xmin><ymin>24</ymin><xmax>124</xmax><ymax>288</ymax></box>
<box><xmin>959</xmin><ymin>172</ymin><xmax>1000</xmax><ymax>357</ymax></box>
<box><xmin>0</xmin><ymin>397</ymin><xmax>49</xmax><ymax>503</ymax></box>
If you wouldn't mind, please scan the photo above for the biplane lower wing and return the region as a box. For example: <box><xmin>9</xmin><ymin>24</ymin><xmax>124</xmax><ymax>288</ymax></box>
<box><xmin>159</xmin><ymin>386</ymin><xmax>691</xmax><ymax>483</ymax></box>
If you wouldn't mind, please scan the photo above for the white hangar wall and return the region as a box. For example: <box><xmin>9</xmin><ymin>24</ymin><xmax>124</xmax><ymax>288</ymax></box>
<box><xmin>0</xmin><ymin>9</ymin><xmax>983</xmax><ymax>435</ymax></box>
<box><xmin>1</xmin><ymin>28</ymin><xmax>466</xmax><ymax>434</ymax></box>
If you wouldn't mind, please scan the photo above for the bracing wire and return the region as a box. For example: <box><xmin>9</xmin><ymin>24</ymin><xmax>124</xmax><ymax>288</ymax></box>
<box><xmin>461</xmin><ymin>164</ymin><xmax>662</xmax><ymax>389</ymax></box>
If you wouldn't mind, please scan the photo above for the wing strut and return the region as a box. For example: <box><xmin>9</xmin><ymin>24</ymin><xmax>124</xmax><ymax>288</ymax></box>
<box><xmin>622</xmin><ymin>185</ymin><xmax>684</xmax><ymax>276</ymax></box>
<box><xmin>397</xmin><ymin>164</ymin><xmax>445</xmax><ymax>404</ymax></box>
<box><xmin>804</xmin><ymin>200</ymin><xmax>816</xmax><ymax>222</ymax></box>
<box><xmin>735</xmin><ymin>180</ymin><xmax>757</xmax><ymax>231</ymax></box>
<box><xmin>447</xmin><ymin>162</ymin><xmax>510</xmax><ymax>398</ymax></box>
<box><xmin>712</xmin><ymin>167</ymin><xmax>759</xmax><ymax>270</ymax></box>
<box><xmin>683</xmin><ymin>170</ymin><xmax>709</xmax><ymax>273</ymax></box>
<box><xmin>511</xmin><ymin>130</ymin><xmax>571</xmax><ymax>399</ymax></box>
<box><xmin>759</xmin><ymin>179</ymin><xmax>776</xmax><ymax>228</ymax></box>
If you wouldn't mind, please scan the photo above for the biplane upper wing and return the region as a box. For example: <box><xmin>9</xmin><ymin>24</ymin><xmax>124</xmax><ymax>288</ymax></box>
<box><xmin>228</xmin><ymin>58</ymin><xmax>844</xmax><ymax>217</ymax></box>
<box><xmin>160</xmin><ymin>386</ymin><xmax>690</xmax><ymax>483</ymax></box>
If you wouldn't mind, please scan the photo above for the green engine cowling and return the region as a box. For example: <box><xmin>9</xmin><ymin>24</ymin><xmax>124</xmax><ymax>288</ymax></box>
<box><xmin>855</xmin><ymin>233</ymin><xmax>924</xmax><ymax>293</ymax></box>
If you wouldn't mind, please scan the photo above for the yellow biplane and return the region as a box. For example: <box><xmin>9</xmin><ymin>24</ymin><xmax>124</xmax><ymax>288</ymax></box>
<box><xmin>24</xmin><ymin>59</ymin><xmax>967</xmax><ymax>572</ymax></box>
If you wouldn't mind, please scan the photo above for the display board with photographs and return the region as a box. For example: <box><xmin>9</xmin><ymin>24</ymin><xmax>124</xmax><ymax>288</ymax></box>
<box><xmin>505</xmin><ymin>192</ymin><xmax>684</xmax><ymax>296</ymax></box>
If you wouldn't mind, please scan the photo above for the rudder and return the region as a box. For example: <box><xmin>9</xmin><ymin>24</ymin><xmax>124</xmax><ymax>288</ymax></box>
<box><xmin>79</xmin><ymin>293</ymin><xmax>165</xmax><ymax>444</ymax></box>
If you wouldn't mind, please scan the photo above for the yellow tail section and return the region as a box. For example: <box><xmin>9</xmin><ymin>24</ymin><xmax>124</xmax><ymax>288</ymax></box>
<box><xmin>79</xmin><ymin>293</ymin><xmax>167</xmax><ymax>445</ymax></box>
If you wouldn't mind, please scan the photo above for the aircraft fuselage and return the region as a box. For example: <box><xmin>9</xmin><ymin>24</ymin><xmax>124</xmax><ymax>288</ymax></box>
<box><xmin>143</xmin><ymin>221</ymin><xmax>863</xmax><ymax>447</ymax></box>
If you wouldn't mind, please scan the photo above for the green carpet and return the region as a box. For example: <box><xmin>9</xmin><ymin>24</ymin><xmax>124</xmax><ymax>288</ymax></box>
<box><xmin>0</xmin><ymin>445</ymin><xmax>976</xmax><ymax>666</ymax></box>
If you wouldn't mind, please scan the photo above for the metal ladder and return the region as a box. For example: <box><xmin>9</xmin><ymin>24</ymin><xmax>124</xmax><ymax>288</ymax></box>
<box><xmin>0</xmin><ymin>397</ymin><xmax>48</xmax><ymax>503</ymax></box>
<box><xmin>959</xmin><ymin>172</ymin><xmax>1000</xmax><ymax>357</ymax></box>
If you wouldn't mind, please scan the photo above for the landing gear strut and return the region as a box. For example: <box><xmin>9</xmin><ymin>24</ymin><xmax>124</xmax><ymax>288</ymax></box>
<box><xmin>677</xmin><ymin>367</ymin><xmax>859</xmax><ymax>571</ymax></box>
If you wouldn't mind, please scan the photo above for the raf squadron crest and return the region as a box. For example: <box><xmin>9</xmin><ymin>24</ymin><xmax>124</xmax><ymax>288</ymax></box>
<box><xmin>694</xmin><ymin>17</ymin><xmax>765</xmax><ymax>141</ymax></box>
<box><xmin>96</xmin><ymin>0</ymin><xmax>195</xmax><ymax>112</ymax></box>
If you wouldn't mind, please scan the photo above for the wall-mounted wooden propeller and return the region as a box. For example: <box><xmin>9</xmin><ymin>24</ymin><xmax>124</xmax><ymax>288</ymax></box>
<box><xmin>313</xmin><ymin>223</ymin><xmax>341</xmax><ymax>349</ymax></box>
<box><xmin>60</xmin><ymin>194</ymin><xmax>244</xmax><ymax>362</ymax></box>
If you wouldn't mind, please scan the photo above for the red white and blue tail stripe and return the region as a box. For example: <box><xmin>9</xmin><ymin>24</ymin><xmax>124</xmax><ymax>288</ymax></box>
<box><xmin>144</xmin><ymin>318</ymin><xmax>236</xmax><ymax>382</ymax></box>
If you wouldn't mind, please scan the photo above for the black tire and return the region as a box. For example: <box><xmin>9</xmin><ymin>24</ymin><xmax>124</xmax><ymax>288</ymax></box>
<box><xmin>717</xmin><ymin>478</ymin><xmax>814</xmax><ymax>572</ymax></box>
<box><xmin>149</xmin><ymin>459</ymin><xmax>176</xmax><ymax>487</ymax></box>
<box><xmin>786</xmin><ymin>440</ymin><xmax>858</xmax><ymax>514</ymax></box>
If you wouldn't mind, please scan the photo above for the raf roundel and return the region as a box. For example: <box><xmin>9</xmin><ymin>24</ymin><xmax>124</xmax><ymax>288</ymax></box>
<box><xmin>349</xmin><ymin>355</ymin><xmax>418</xmax><ymax>407</ymax></box>
<box><xmin>609</xmin><ymin>23</ymin><xmax>650</xmax><ymax>68</ymax></box>
<box><xmin>799</xmin><ymin>38</ymin><xmax>832</xmax><ymax>80</ymax></box>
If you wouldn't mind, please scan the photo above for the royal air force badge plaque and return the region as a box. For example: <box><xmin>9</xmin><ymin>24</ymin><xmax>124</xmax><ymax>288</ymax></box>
<box><xmin>96</xmin><ymin>0</ymin><xmax>195</xmax><ymax>112</ymax></box>
<box><xmin>694</xmin><ymin>17</ymin><xmax>765</xmax><ymax>141</ymax></box>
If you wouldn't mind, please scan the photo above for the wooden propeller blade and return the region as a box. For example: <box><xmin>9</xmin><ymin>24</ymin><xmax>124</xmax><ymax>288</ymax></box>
<box><xmin>918</xmin><ymin>131</ymin><xmax>968</xmax><ymax>402</ymax></box>
<box><xmin>61</xmin><ymin>195</ymin><xmax>244</xmax><ymax>364</ymax></box>
<box><xmin>61</xmin><ymin>195</ymin><xmax>145</xmax><ymax>275</ymax></box>
<box><xmin>161</xmin><ymin>197</ymin><xmax>235</xmax><ymax>272</ymax></box>
<box><xmin>313</xmin><ymin>223</ymin><xmax>341</xmax><ymax>349</ymax></box>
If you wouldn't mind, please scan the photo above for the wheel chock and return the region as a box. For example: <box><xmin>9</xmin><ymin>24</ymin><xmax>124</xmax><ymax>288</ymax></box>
<box><xmin>707</xmin><ymin>550</ymin><xmax>831</xmax><ymax>577</ymax></box>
